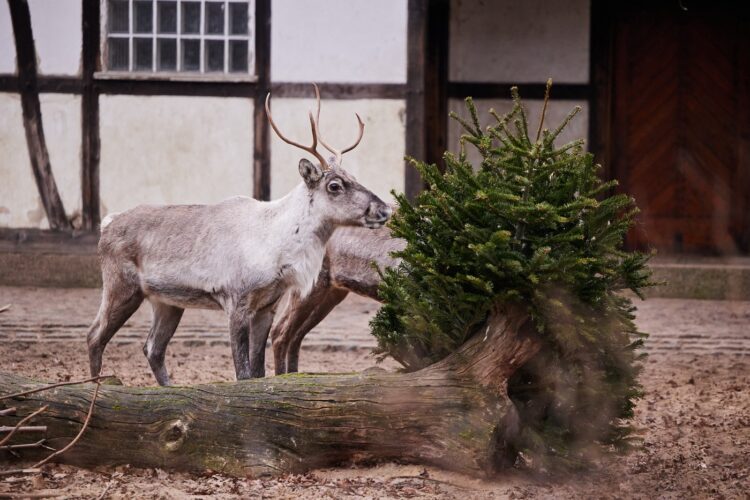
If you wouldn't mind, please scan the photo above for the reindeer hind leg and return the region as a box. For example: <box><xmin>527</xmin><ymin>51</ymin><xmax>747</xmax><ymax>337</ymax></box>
<box><xmin>87</xmin><ymin>271</ymin><xmax>143</xmax><ymax>377</ymax></box>
<box><xmin>143</xmin><ymin>301</ymin><xmax>184</xmax><ymax>386</ymax></box>
<box><xmin>285</xmin><ymin>288</ymin><xmax>349</xmax><ymax>374</ymax></box>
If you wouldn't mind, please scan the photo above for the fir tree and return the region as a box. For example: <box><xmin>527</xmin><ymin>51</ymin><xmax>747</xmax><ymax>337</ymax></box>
<box><xmin>371</xmin><ymin>81</ymin><xmax>653</xmax><ymax>467</ymax></box>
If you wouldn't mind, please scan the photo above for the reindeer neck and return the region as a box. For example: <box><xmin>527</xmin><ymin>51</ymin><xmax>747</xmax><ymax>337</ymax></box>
<box><xmin>269</xmin><ymin>183</ymin><xmax>335</xmax><ymax>246</ymax></box>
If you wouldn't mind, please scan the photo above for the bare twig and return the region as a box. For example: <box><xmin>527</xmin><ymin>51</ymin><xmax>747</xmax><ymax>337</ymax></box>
<box><xmin>96</xmin><ymin>480</ymin><xmax>114</xmax><ymax>500</ymax></box>
<box><xmin>0</xmin><ymin>375</ymin><xmax>113</xmax><ymax>402</ymax></box>
<box><xmin>0</xmin><ymin>438</ymin><xmax>53</xmax><ymax>451</ymax></box>
<box><xmin>0</xmin><ymin>426</ymin><xmax>46</xmax><ymax>433</ymax></box>
<box><xmin>0</xmin><ymin>493</ymin><xmax>64</xmax><ymax>499</ymax></box>
<box><xmin>0</xmin><ymin>405</ymin><xmax>48</xmax><ymax>447</ymax></box>
<box><xmin>0</xmin><ymin>468</ymin><xmax>41</xmax><ymax>476</ymax></box>
<box><xmin>388</xmin><ymin>475</ymin><xmax>474</xmax><ymax>491</ymax></box>
<box><xmin>0</xmin><ymin>407</ymin><xmax>16</xmax><ymax>416</ymax></box>
<box><xmin>535</xmin><ymin>78</ymin><xmax>553</xmax><ymax>143</ymax></box>
<box><xmin>32</xmin><ymin>379</ymin><xmax>101</xmax><ymax>468</ymax></box>
<box><xmin>0</xmin><ymin>304</ymin><xmax>11</xmax><ymax>314</ymax></box>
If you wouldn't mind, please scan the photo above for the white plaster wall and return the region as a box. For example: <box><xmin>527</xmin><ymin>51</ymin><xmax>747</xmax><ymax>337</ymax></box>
<box><xmin>450</xmin><ymin>0</ymin><xmax>590</xmax><ymax>83</ymax></box>
<box><xmin>0</xmin><ymin>0</ymin><xmax>81</xmax><ymax>76</ymax></box>
<box><xmin>99</xmin><ymin>96</ymin><xmax>253</xmax><ymax>215</ymax></box>
<box><xmin>0</xmin><ymin>92</ymin><xmax>82</xmax><ymax>228</ymax></box>
<box><xmin>448</xmin><ymin>98</ymin><xmax>589</xmax><ymax>167</ymax></box>
<box><xmin>0</xmin><ymin>3</ymin><xmax>16</xmax><ymax>74</ymax></box>
<box><xmin>270</xmin><ymin>98</ymin><xmax>405</xmax><ymax>201</ymax></box>
<box><xmin>29</xmin><ymin>0</ymin><xmax>82</xmax><ymax>75</ymax></box>
<box><xmin>271</xmin><ymin>0</ymin><xmax>407</xmax><ymax>83</ymax></box>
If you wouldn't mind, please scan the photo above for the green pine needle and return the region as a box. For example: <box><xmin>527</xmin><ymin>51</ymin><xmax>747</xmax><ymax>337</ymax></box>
<box><xmin>371</xmin><ymin>85</ymin><xmax>655</xmax><ymax>469</ymax></box>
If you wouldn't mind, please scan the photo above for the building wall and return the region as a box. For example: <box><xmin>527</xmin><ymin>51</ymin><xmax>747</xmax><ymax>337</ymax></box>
<box><xmin>0</xmin><ymin>0</ymin><xmax>591</xmax><ymax>229</ymax></box>
<box><xmin>269</xmin><ymin>98</ymin><xmax>405</xmax><ymax>201</ymax></box>
<box><xmin>0</xmin><ymin>92</ymin><xmax>81</xmax><ymax>228</ymax></box>
<box><xmin>0</xmin><ymin>0</ymin><xmax>82</xmax><ymax>75</ymax></box>
<box><xmin>449</xmin><ymin>0</ymin><xmax>590</xmax><ymax>83</ymax></box>
<box><xmin>448</xmin><ymin>0</ymin><xmax>591</xmax><ymax>157</ymax></box>
<box><xmin>270</xmin><ymin>0</ymin><xmax>407</xmax><ymax>202</ymax></box>
<box><xmin>271</xmin><ymin>0</ymin><xmax>407</xmax><ymax>83</ymax></box>
<box><xmin>99</xmin><ymin>95</ymin><xmax>254</xmax><ymax>214</ymax></box>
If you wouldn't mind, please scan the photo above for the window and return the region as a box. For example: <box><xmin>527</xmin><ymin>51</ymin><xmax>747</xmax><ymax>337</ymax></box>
<box><xmin>103</xmin><ymin>0</ymin><xmax>254</xmax><ymax>76</ymax></box>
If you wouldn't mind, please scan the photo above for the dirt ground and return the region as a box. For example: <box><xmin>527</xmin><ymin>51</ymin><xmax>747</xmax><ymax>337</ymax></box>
<box><xmin>0</xmin><ymin>290</ymin><xmax>748</xmax><ymax>499</ymax></box>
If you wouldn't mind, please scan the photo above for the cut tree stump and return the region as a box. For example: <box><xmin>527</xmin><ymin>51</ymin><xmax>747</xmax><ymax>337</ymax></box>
<box><xmin>0</xmin><ymin>305</ymin><xmax>540</xmax><ymax>478</ymax></box>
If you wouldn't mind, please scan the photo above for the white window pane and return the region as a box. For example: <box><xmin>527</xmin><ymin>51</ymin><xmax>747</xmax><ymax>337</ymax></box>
<box><xmin>181</xmin><ymin>39</ymin><xmax>200</xmax><ymax>71</ymax></box>
<box><xmin>229</xmin><ymin>40</ymin><xmax>248</xmax><ymax>72</ymax></box>
<box><xmin>181</xmin><ymin>1</ymin><xmax>200</xmax><ymax>34</ymax></box>
<box><xmin>205</xmin><ymin>2</ymin><xmax>225</xmax><ymax>35</ymax></box>
<box><xmin>108</xmin><ymin>0</ymin><xmax>129</xmax><ymax>33</ymax></box>
<box><xmin>133</xmin><ymin>0</ymin><xmax>153</xmax><ymax>34</ymax></box>
<box><xmin>157</xmin><ymin>1</ymin><xmax>177</xmax><ymax>34</ymax></box>
<box><xmin>206</xmin><ymin>39</ymin><xmax>224</xmax><ymax>72</ymax></box>
<box><xmin>229</xmin><ymin>2</ymin><xmax>248</xmax><ymax>35</ymax></box>
<box><xmin>133</xmin><ymin>37</ymin><xmax>153</xmax><ymax>71</ymax></box>
<box><xmin>108</xmin><ymin>37</ymin><xmax>129</xmax><ymax>70</ymax></box>
<box><xmin>158</xmin><ymin>38</ymin><xmax>177</xmax><ymax>70</ymax></box>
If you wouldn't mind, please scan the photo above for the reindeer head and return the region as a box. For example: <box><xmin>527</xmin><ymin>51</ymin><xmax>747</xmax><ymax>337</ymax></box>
<box><xmin>266</xmin><ymin>84</ymin><xmax>391</xmax><ymax>229</ymax></box>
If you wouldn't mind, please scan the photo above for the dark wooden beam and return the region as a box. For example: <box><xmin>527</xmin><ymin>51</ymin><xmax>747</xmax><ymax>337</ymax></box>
<box><xmin>404</xmin><ymin>0</ymin><xmax>426</xmax><ymax>200</ymax></box>
<box><xmin>589</xmin><ymin>0</ymin><xmax>616</xmax><ymax>178</ymax></box>
<box><xmin>7</xmin><ymin>0</ymin><xmax>71</xmax><ymax>230</ymax></box>
<box><xmin>95</xmin><ymin>78</ymin><xmax>257</xmax><ymax>97</ymax></box>
<box><xmin>447</xmin><ymin>82</ymin><xmax>591</xmax><ymax>100</ymax></box>
<box><xmin>270</xmin><ymin>82</ymin><xmax>406</xmax><ymax>99</ymax></box>
<box><xmin>735</xmin><ymin>4</ymin><xmax>750</xmax><ymax>252</ymax></box>
<box><xmin>405</xmin><ymin>0</ymin><xmax>449</xmax><ymax>200</ymax></box>
<box><xmin>0</xmin><ymin>75</ymin><xmax>82</xmax><ymax>93</ymax></box>
<box><xmin>0</xmin><ymin>76</ymin><xmax>408</xmax><ymax>100</ymax></box>
<box><xmin>81</xmin><ymin>0</ymin><xmax>101</xmax><ymax>230</ymax></box>
<box><xmin>253</xmin><ymin>0</ymin><xmax>272</xmax><ymax>200</ymax></box>
<box><xmin>424</xmin><ymin>0</ymin><xmax>450</xmax><ymax>172</ymax></box>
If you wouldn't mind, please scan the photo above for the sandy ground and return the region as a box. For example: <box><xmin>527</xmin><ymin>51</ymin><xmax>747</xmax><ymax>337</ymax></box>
<box><xmin>0</xmin><ymin>290</ymin><xmax>748</xmax><ymax>498</ymax></box>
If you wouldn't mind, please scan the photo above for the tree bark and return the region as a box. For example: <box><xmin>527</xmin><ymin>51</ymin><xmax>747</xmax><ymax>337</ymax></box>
<box><xmin>0</xmin><ymin>305</ymin><xmax>540</xmax><ymax>478</ymax></box>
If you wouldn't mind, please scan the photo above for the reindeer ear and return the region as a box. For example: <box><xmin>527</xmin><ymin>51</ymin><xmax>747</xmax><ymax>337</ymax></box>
<box><xmin>299</xmin><ymin>158</ymin><xmax>323</xmax><ymax>187</ymax></box>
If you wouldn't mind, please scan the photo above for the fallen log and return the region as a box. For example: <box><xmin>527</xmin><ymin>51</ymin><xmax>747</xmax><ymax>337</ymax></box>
<box><xmin>0</xmin><ymin>304</ymin><xmax>540</xmax><ymax>478</ymax></box>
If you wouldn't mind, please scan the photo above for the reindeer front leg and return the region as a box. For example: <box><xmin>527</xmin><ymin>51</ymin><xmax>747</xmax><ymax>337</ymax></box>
<box><xmin>229</xmin><ymin>305</ymin><xmax>253</xmax><ymax>380</ymax></box>
<box><xmin>246</xmin><ymin>304</ymin><xmax>276</xmax><ymax>378</ymax></box>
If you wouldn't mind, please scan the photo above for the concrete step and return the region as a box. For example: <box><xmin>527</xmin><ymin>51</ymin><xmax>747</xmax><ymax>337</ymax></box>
<box><xmin>1</xmin><ymin>244</ymin><xmax>749</xmax><ymax>300</ymax></box>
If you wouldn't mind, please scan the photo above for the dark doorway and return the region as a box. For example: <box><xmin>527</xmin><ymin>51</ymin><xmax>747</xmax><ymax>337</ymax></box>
<box><xmin>607</xmin><ymin>1</ymin><xmax>750</xmax><ymax>254</ymax></box>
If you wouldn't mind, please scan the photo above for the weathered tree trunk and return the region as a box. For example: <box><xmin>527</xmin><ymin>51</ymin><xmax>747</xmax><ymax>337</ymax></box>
<box><xmin>0</xmin><ymin>305</ymin><xmax>540</xmax><ymax>478</ymax></box>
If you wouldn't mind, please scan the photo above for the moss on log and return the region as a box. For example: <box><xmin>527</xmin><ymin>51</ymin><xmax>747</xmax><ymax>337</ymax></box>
<box><xmin>0</xmin><ymin>305</ymin><xmax>540</xmax><ymax>478</ymax></box>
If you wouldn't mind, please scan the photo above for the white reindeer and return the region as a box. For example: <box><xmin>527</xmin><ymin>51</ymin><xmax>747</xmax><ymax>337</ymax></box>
<box><xmin>87</xmin><ymin>84</ymin><xmax>392</xmax><ymax>385</ymax></box>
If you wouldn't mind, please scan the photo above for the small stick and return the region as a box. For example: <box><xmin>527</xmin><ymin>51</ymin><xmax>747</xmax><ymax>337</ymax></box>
<box><xmin>0</xmin><ymin>304</ymin><xmax>10</xmax><ymax>313</ymax></box>
<box><xmin>96</xmin><ymin>480</ymin><xmax>114</xmax><ymax>500</ymax></box>
<box><xmin>535</xmin><ymin>78</ymin><xmax>553</xmax><ymax>143</ymax></box>
<box><xmin>0</xmin><ymin>438</ymin><xmax>53</xmax><ymax>451</ymax></box>
<box><xmin>0</xmin><ymin>468</ymin><xmax>41</xmax><ymax>476</ymax></box>
<box><xmin>0</xmin><ymin>405</ymin><xmax>48</xmax><ymax>447</ymax></box>
<box><xmin>0</xmin><ymin>493</ymin><xmax>64</xmax><ymax>499</ymax></box>
<box><xmin>0</xmin><ymin>375</ymin><xmax>114</xmax><ymax>402</ymax></box>
<box><xmin>0</xmin><ymin>426</ymin><xmax>46</xmax><ymax>434</ymax></box>
<box><xmin>0</xmin><ymin>407</ymin><xmax>16</xmax><ymax>416</ymax></box>
<box><xmin>32</xmin><ymin>379</ymin><xmax>101</xmax><ymax>468</ymax></box>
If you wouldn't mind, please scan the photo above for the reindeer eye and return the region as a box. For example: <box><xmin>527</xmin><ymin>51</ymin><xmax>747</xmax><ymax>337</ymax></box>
<box><xmin>327</xmin><ymin>180</ymin><xmax>343</xmax><ymax>194</ymax></box>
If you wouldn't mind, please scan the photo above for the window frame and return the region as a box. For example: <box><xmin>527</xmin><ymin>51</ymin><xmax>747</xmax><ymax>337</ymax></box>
<box><xmin>97</xmin><ymin>0</ymin><xmax>257</xmax><ymax>82</ymax></box>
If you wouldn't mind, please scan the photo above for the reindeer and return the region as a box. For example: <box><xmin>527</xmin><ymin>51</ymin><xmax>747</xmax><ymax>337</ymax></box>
<box><xmin>271</xmin><ymin>225</ymin><xmax>403</xmax><ymax>374</ymax></box>
<box><xmin>87</xmin><ymin>84</ymin><xmax>392</xmax><ymax>385</ymax></box>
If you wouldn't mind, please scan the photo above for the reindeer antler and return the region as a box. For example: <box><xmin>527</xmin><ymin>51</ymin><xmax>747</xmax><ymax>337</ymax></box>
<box><xmin>265</xmin><ymin>92</ymin><xmax>329</xmax><ymax>169</ymax></box>
<box><xmin>311</xmin><ymin>83</ymin><xmax>365</xmax><ymax>167</ymax></box>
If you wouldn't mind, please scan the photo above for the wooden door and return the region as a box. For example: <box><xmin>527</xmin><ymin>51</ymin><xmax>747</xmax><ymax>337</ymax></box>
<box><xmin>609</xmin><ymin>1</ymin><xmax>750</xmax><ymax>254</ymax></box>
